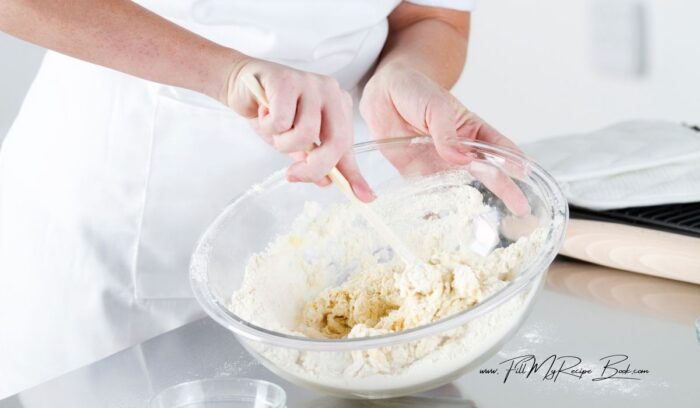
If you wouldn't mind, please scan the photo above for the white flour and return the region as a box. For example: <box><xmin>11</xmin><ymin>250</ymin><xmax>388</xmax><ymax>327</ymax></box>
<box><xmin>229</xmin><ymin>170</ymin><xmax>546</xmax><ymax>394</ymax></box>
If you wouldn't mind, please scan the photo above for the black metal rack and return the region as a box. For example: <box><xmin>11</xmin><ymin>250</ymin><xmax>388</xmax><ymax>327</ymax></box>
<box><xmin>569</xmin><ymin>202</ymin><xmax>700</xmax><ymax>238</ymax></box>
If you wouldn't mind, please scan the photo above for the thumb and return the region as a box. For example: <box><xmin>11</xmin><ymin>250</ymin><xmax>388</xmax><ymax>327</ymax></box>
<box><xmin>225</xmin><ymin>60</ymin><xmax>263</xmax><ymax>119</ymax></box>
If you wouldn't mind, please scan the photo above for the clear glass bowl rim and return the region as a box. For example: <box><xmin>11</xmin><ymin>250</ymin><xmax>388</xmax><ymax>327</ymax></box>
<box><xmin>190</xmin><ymin>136</ymin><xmax>568</xmax><ymax>351</ymax></box>
<box><xmin>148</xmin><ymin>377</ymin><xmax>286</xmax><ymax>407</ymax></box>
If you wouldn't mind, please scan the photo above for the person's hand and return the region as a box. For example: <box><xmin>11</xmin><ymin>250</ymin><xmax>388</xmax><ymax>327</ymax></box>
<box><xmin>224</xmin><ymin>58</ymin><xmax>374</xmax><ymax>202</ymax></box>
<box><xmin>359</xmin><ymin>63</ymin><xmax>530</xmax><ymax>215</ymax></box>
<box><xmin>361</xmin><ymin>63</ymin><xmax>520</xmax><ymax>163</ymax></box>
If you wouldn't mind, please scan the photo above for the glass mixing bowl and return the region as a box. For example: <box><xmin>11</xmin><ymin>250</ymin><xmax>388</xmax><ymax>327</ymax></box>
<box><xmin>191</xmin><ymin>137</ymin><xmax>568</xmax><ymax>399</ymax></box>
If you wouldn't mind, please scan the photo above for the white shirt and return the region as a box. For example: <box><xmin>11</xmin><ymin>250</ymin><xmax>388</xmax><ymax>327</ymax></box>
<box><xmin>135</xmin><ymin>0</ymin><xmax>476</xmax><ymax>89</ymax></box>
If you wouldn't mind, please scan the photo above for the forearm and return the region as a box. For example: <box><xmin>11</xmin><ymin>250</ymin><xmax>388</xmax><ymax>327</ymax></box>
<box><xmin>377</xmin><ymin>4</ymin><xmax>470</xmax><ymax>89</ymax></box>
<box><xmin>0</xmin><ymin>0</ymin><xmax>241</xmax><ymax>101</ymax></box>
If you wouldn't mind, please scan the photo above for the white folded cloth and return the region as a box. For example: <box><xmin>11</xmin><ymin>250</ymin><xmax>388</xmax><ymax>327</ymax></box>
<box><xmin>523</xmin><ymin>120</ymin><xmax>700</xmax><ymax>210</ymax></box>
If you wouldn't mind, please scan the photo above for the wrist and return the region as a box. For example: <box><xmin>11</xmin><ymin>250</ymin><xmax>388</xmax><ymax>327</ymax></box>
<box><xmin>373</xmin><ymin>57</ymin><xmax>449</xmax><ymax>90</ymax></box>
<box><xmin>198</xmin><ymin>46</ymin><xmax>252</xmax><ymax>105</ymax></box>
<box><xmin>372</xmin><ymin>60</ymin><xmax>430</xmax><ymax>87</ymax></box>
<box><xmin>373</xmin><ymin>59</ymin><xmax>410</xmax><ymax>77</ymax></box>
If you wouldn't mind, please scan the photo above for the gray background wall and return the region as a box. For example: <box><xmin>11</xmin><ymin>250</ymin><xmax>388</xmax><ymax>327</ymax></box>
<box><xmin>0</xmin><ymin>33</ymin><xmax>44</xmax><ymax>139</ymax></box>
<box><xmin>1</xmin><ymin>0</ymin><xmax>698</xmax><ymax>146</ymax></box>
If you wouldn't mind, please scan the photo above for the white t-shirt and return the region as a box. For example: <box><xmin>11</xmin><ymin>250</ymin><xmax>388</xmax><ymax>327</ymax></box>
<box><xmin>135</xmin><ymin>0</ymin><xmax>475</xmax><ymax>89</ymax></box>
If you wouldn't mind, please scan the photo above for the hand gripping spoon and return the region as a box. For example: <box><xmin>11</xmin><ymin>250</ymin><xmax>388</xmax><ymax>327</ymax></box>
<box><xmin>241</xmin><ymin>74</ymin><xmax>420</xmax><ymax>265</ymax></box>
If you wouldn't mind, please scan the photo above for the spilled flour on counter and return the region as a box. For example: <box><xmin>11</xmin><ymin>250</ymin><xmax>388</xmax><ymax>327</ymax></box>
<box><xmin>229</xmin><ymin>170</ymin><xmax>547</xmax><ymax>392</ymax></box>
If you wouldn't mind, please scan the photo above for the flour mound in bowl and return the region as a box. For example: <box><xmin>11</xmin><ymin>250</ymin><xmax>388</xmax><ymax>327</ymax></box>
<box><xmin>228</xmin><ymin>170</ymin><xmax>547</xmax><ymax>388</ymax></box>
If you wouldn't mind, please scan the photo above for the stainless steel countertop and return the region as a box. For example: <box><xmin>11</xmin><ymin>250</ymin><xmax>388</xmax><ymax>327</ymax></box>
<box><xmin>3</xmin><ymin>259</ymin><xmax>699</xmax><ymax>408</ymax></box>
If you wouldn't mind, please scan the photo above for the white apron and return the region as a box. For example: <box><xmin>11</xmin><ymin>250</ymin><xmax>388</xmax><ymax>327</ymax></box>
<box><xmin>0</xmin><ymin>0</ymin><xmax>472</xmax><ymax>398</ymax></box>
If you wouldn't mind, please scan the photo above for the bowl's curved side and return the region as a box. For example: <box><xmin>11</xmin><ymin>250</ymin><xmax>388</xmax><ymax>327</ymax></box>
<box><xmin>232</xmin><ymin>271</ymin><xmax>547</xmax><ymax>399</ymax></box>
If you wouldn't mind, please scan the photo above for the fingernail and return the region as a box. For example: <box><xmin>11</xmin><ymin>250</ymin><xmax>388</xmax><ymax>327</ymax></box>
<box><xmin>352</xmin><ymin>183</ymin><xmax>376</xmax><ymax>202</ymax></box>
<box><xmin>367</xmin><ymin>186</ymin><xmax>377</xmax><ymax>200</ymax></box>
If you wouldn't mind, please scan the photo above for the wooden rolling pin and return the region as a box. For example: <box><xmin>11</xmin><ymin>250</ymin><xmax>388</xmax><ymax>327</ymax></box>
<box><xmin>561</xmin><ymin>219</ymin><xmax>700</xmax><ymax>285</ymax></box>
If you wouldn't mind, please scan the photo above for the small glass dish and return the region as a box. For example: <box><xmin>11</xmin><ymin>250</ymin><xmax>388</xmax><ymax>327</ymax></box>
<box><xmin>149</xmin><ymin>378</ymin><xmax>286</xmax><ymax>408</ymax></box>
